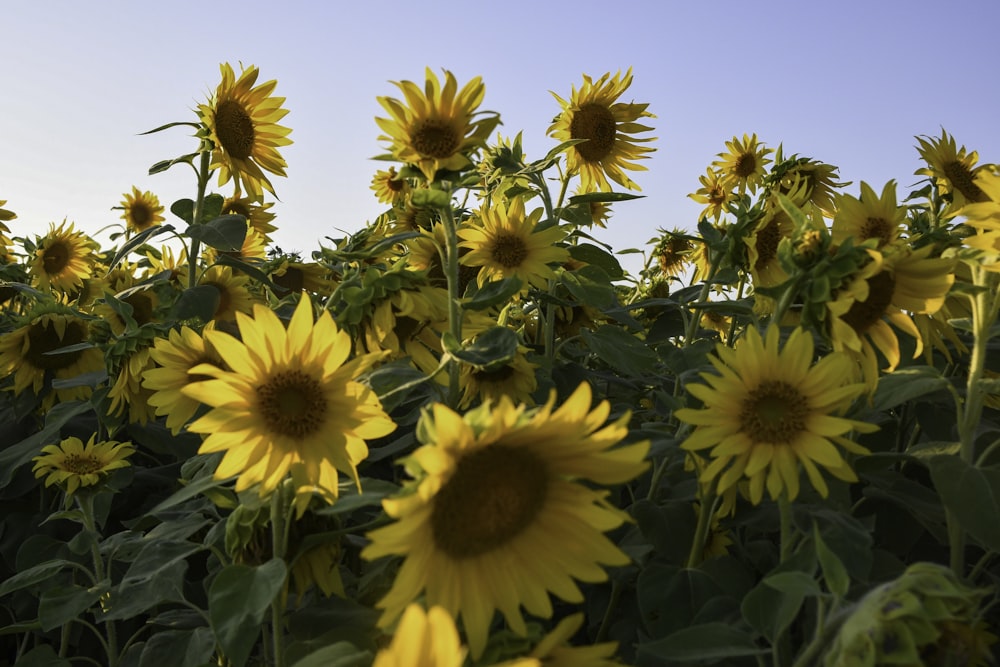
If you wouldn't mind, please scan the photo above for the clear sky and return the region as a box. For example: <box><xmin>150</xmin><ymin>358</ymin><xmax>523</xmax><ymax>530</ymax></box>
<box><xmin>3</xmin><ymin>0</ymin><xmax>999</xmax><ymax>276</ymax></box>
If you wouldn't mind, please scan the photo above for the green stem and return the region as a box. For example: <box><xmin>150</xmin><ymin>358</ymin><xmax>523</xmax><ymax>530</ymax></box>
<box><xmin>188</xmin><ymin>150</ymin><xmax>213</xmax><ymax>290</ymax></box>
<box><xmin>685</xmin><ymin>488</ymin><xmax>718</xmax><ymax>568</ymax></box>
<box><xmin>778</xmin><ymin>493</ymin><xmax>794</xmax><ymax>564</ymax></box>
<box><xmin>439</xmin><ymin>195</ymin><xmax>463</xmax><ymax>408</ymax></box>
<box><xmin>595</xmin><ymin>578</ymin><xmax>623</xmax><ymax>643</ymax></box>
<box><xmin>77</xmin><ymin>494</ymin><xmax>118</xmax><ymax>666</ymax></box>
<box><xmin>269</xmin><ymin>485</ymin><xmax>293</xmax><ymax>667</ymax></box>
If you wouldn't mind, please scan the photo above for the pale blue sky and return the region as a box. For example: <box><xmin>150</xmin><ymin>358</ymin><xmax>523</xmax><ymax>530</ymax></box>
<box><xmin>3</xmin><ymin>1</ymin><xmax>999</xmax><ymax>276</ymax></box>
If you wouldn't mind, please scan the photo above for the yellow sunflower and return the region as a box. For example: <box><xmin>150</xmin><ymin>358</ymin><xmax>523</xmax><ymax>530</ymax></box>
<box><xmin>198</xmin><ymin>63</ymin><xmax>293</xmax><ymax>200</ymax></box>
<box><xmin>1</xmin><ymin>199</ymin><xmax>16</xmax><ymax>259</ymax></box>
<box><xmin>198</xmin><ymin>265</ymin><xmax>256</xmax><ymax>321</ymax></box>
<box><xmin>32</xmin><ymin>434</ymin><xmax>134</xmax><ymax>496</ymax></box>
<box><xmin>29</xmin><ymin>220</ymin><xmax>97</xmax><ymax>293</ymax></box>
<box><xmin>92</xmin><ymin>286</ymin><xmax>159</xmax><ymax>335</ymax></box>
<box><xmin>746</xmin><ymin>206</ymin><xmax>793</xmax><ymax>288</ymax></box>
<box><xmin>373</xmin><ymin>604</ymin><xmax>467</xmax><ymax>667</ymax></box>
<box><xmin>958</xmin><ymin>169</ymin><xmax>1000</xmax><ymax>266</ymax></box>
<box><xmin>376</xmin><ymin>68</ymin><xmax>500</xmax><ymax>181</ymax></box>
<box><xmin>371</xmin><ymin>166</ymin><xmax>411</xmax><ymax>206</ymax></box>
<box><xmin>181</xmin><ymin>296</ymin><xmax>396</xmax><ymax>514</ymax></box>
<box><xmin>676</xmin><ymin>326</ymin><xmax>876</xmax><ymax>504</ymax></box>
<box><xmin>652</xmin><ymin>229</ymin><xmax>694</xmax><ymax>280</ymax></box>
<box><xmin>547</xmin><ymin>69</ymin><xmax>656</xmax><ymax>192</ymax></box>
<box><xmin>827</xmin><ymin>245</ymin><xmax>955</xmax><ymax>385</ymax></box>
<box><xmin>518</xmin><ymin>612</ymin><xmax>620</xmax><ymax>667</ymax></box>
<box><xmin>269</xmin><ymin>259</ymin><xmax>336</xmax><ymax>296</ymax></box>
<box><xmin>458</xmin><ymin>197</ymin><xmax>569</xmax><ymax>291</ymax></box>
<box><xmin>458</xmin><ymin>347</ymin><xmax>538</xmax><ymax>409</ymax></box>
<box><xmin>915</xmin><ymin>129</ymin><xmax>990</xmax><ymax>207</ymax></box>
<box><xmin>362</xmin><ymin>382</ymin><xmax>649</xmax><ymax>659</ymax></box>
<box><xmin>713</xmin><ymin>134</ymin><xmax>772</xmax><ymax>195</ymax></box>
<box><xmin>774</xmin><ymin>157</ymin><xmax>847</xmax><ymax>218</ymax></box>
<box><xmin>203</xmin><ymin>225</ymin><xmax>269</xmax><ymax>264</ymax></box>
<box><xmin>222</xmin><ymin>189</ymin><xmax>278</xmax><ymax>238</ymax></box>
<box><xmin>108</xmin><ymin>347</ymin><xmax>158</xmax><ymax>425</ymax></box>
<box><xmin>143</xmin><ymin>325</ymin><xmax>226</xmax><ymax>434</ymax></box>
<box><xmin>119</xmin><ymin>186</ymin><xmax>165</xmax><ymax>234</ymax></box>
<box><xmin>360</xmin><ymin>284</ymin><xmax>451</xmax><ymax>377</ymax></box>
<box><xmin>0</xmin><ymin>309</ymin><xmax>104</xmax><ymax>409</ymax></box>
<box><xmin>689</xmin><ymin>167</ymin><xmax>732</xmax><ymax>222</ymax></box>
<box><xmin>831</xmin><ymin>181</ymin><xmax>907</xmax><ymax>250</ymax></box>
<box><xmin>142</xmin><ymin>244</ymin><xmax>188</xmax><ymax>285</ymax></box>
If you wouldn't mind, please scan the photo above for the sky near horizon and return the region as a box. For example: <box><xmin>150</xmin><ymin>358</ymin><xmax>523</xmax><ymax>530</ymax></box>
<box><xmin>3</xmin><ymin>0</ymin><xmax>999</xmax><ymax>276</ymax></box>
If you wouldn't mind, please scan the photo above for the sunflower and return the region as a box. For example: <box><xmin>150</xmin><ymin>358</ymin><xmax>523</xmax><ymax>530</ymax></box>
<box><xmin>518</xmin><ymin>612</ymin><xmax>621</xmax><ymax>667</ymax></box>
<box><xmin>92</xmin><ymin>286</ymin><xmax>159</xmax><ymax>335</ymax></box>
<box><xmin>746</xmin><ymin>206</ymin><xmax>793</xmax><ymax>288</ymax></box>
<box><xmin>458</xmin><ymin>347</ymin><xmax>538</xmax><ymax>409</ymax></box>
<box><xmin>29</xmin><ymin>220</ymin><xmax>97</xmax><ymax>293</ymax></box>
<box><xmin>108</xmin><ymin>347</ymin><xmax>158</xmax><ymax>425</ymax></box>
<box><xmin>32</xmin><ymin>434</ymin><xmax>134</xmax><ymax>496</ymax></box>
<box><xmin>198</xmin><ymin>265</ymin><xmax>256</xmax><ymax>321</ymax></box>
<box><xmin>915</xmin><ymin>129</ymin><xmax>989</xmax><ymax>208</ymax></box>
<box><xmin>376</xmin><ymin>68</ymin><xmax>499</xmax><ymax>182</ymax></box>
<box><xmin>373</xmin><ymin>604</ymin><xmax>467</xmax><ymax>667</ymax></box>
<box><xmin>119</xmin><ymin>186</ymin><xmax>165</xmax><ymax>235</ymax></box>
<box><xmin>142</xmin><ymin>244</ymin><xmax>188</xmax><ymax>285</ymax></box>
<box><xmin>222</xmin><ymin>189</ymin><xmax>278</xmax><ymax>238</ymax></box>
<box><xmin>371</xmin><ymin>166</ymin><xmax>411</xmax><ymax>206</ymax></box>
<box><xmin>774</xmin><ymin>158</ymin><xmax>847</xmax><ymax>218</ymax></box>
<box><xmin>198</xmin><ymin>63</ymin><xmax>293</xmax><ymax>200</ymax></box>
<box><xmin>458</xmin><ymin>197</ymin><xmax>569</xmax><ymax>291</ymax></box>
<box><xmin>689</xmin><ymin>167</ymin><xmax>732</xmax><ymax>221</ymax></box>
<box><xmin>269</xmin><ymin>259</ymin><xmax>336</xmax><ymax>296</ymax></box>
<box><xmin>181</xmin><ymin>295</ymin><xmax>396</xmax><ymax>514</ymax></box>
<box><xmin>831</xmin><ymin>181</ymin><xmax>907</xmax><ymax>250</ymax></box>
<box><xmin>547</xmin><ymin>69</ymin><xmax>655</xmax><ymax>192</ymax></box>
<box><xmin>0</xmin><ymin>308</ymin><xmax>104</xmax><ymax>409</ymax></box>
<box><xmin>713</xmin><ymin>134</ymin><xmax>772</xmax><ymax>195</ymax></box>
<box><xmin>404</xmin><ymin>224</ymin><xmax>479</xmax><ymax>293</ymax></box>
<box><xmin>1</xmin><ymin>199</ymin><xmax>16</xmax><ymax>260</ymax></box>
<box><xmin>676</xmin><ymin>326</ymin><xmax>876</xmax><ymax>504</ymax></box>
<box><xmin>652</xmin><ymin>229</ymin><xmax>694</xmax><ymax>280</ymax></box>
<box><xmin>359</xmin><ymin>284</ymin><xmax>451</xmax><ymax>377</ymax></box>
<box><xmin>362</xmin><ymin>382</ymin><xmax>649</xmax><ymax>659</ymax></box>
<box><xmin>143</xmin><ymin>325</ymin><xmax>226</xmax><ymax>434</ymax></box>
<box><xmin>827</xmin><ymin>245</ymin><xmax>955</xmax><ymax>385</ymax></box>
<box><xmin>203</xmin><ymin>225</ymin><xmax>269</xmax><ymax>264</ymax></box>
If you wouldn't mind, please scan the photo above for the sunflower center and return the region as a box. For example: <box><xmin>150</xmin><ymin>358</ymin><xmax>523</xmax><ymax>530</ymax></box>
<box><xmin>224</xmin><ymin>200</ymin><xmax>251</xmax><ymax>218</ymax></box>
<box><xmin>42</xmin><ymin>241</ymin><xmax>71</xmax><ymax>275</ymax></box>
<box><xmin>943</xmin><ymin>160</ymin><xmax>987</xmax><ymax>203</ymax></box>
<box><xmin>860</xmin><ymin>217</ymin><xmax>893</xmax><ymax>247</ymax></box>
<box><xmin>473</xmin><ymin>363</ymin><xmax>515</xmax><ymax>383</ymax></box>
<box><xmin>386</xmin><ymin>176</ymin><xmax>405</xmax><ymax>192</ymax></box>
<box><xmin>215</xmin><ymin>99</ymin><xmax>255</xmax><ymax>159</ymax></box>
<box><xmin>740</xmin><ymin>380</ymin><xmax>809</xmax><ymax>444</ymax></box>
<box><xmin>61</xmin><ymin>453</ymin><xmax>103</xmax><ymax>475</ymax></box>
<box><xmin>734</xmin><ymin>153</ymin><xmax>757</xmax><ymax>178</ymax></box>
<box><xmin>411</xmin><ymin>119</ymin><xmax>460</xmax><ymax>159</ymax></box>
<box><xmin>202</xmin><ymin>282</ymin><xmax>232</xmax><ymax>318</ymax></box>
<box><xmin>491</xmin><ymin>233</ymin><xmax>529</xmax><ymax>268</ymax></box>
<box><xmin>26</xmin><ymin>319</ymin><xmax>87</xmax><ymax>370</ymax></box>
<box><xmin>124</xmin><ymin>292</ymin><xmax>155</xmax><ymax>326</ymax></box>
<box><xmin>570</xmin><ymin>103</ymin><xmax>617</xmax><ymax>162</ymax></box>
<box><xmin>840</xmin><ymin>270</ymin><xmax>895</xmax><ymax>334</ymax></box>
<box><xmin>430</xmin><ymin>444</ymin><xmax>549</xmax><ymax>559</ymax></box>
<box><xmin>130</xmin><ymin>203</ymin><xmax>153</xmax><ymax>230</ymax></box>
<box><xmin>273</xmin><ymin>267</ymin><xmax>304</xmax><ymax>292</ymax></box>
<box><xmin>753</xmin><ymin>218</ymin><xmax>781</xmax><ymax>271</ymax></box>
<box><xmin>256</xmin><ymin>370</ymin><xmax>328</xmax><ymax>439</ymax></box>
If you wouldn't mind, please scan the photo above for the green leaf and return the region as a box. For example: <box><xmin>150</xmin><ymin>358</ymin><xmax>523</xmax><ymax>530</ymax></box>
<box><xmin>209</xmin><ymin>559</ymin><xmax>288</xmax><ymax>667</ymax></box>
<box><xmin>171</xmin><ymin>199</ymin><xmax>195</xmax><ymax>225</ymax></box>
<box><xmin>814</xmin><ymin>523</ymin><xmax>850</xmax><ymax>597</ymax></box>
<box><xmin>741</xmin><ymin>578</ymin><xmax>805</xmax><ymax>642</ymax></box>
<box><xmin>13</xmin><ymin>644</ymin><xmax>72</xmax><ymax>667</ymax></box>
<box><xmin>38</xmin><ymin>582</ymin><xmax>109</xmax><ymax>631</ymax></box>
<box><xmin>214</xmin><ymin>254</ymin><xmax>278</xmax><ymax>290</ymax></box>
<box><xmin>567</xmin><ymin>191</ymin><xmax>644</xmax><ymax>205</ymax></box>
<box><xmin>0</xmin><ymin>560</ymin><xmax>84</xmax><ymax>597</ymax></box>
<box><xmin>637</xmin><ymin>622</ymin><xmax>767</xmax><ymax>660</ymax></box>
<box><xmin>104</xmin><ymin>560</ymin><xmax>188</xmax><ymax>622</ymax></box>
<box><xmin>561</xmin><ymin>265</ymin><xmax>617</xmax><ymax>308</ymax></box>
<box><xmin>580</xmin><ymin>325</ymin><xmax>659</xmax><ymax>377</ymax></box>
<box><xmin>186</xmin><ymin>215</ymin><xmax>247</xmax><ymax>252</ymax></box>
<box><xmin>409</xmin><ymin>188</ymin><xmax>451</xmax><ymax>208</ymax></box>
<box><xmin>763</xmin><ymin>571</ymin><xmax>822</xmax><ymax>597</ymax></box>
<box><xmin>928</xmin><ymin>455</ymin><xmax>1000</xmax><ymax>551</ymax></box>
<box><xmin>147</xmin><ymin>468</ymin><xmax>235</xmax><ymax>515</ymax></box>
<box><xmin>139</xmin><ymin>121</ymin><xmax>201</xmax><ymax>135</ymax></box>
<box><xmin>462</xmin><ymin>276</ymin><xmax>523</xmax><ymax>311</ymax></box>
<box><xmin>637</xmin><ymin>564</ymin><xmax>723</xmax><ymax>637</ymax></box>
<box><xmin>868</xmin><ymin>366</ymin><xmax>950</xmax><ymax>413</ymax></box>
<box><xmin>149</xmin><ymin>152</ymin><xmax>199</xmax><ymax>175</ymax></box>
<box><xmin>138</xmin><ymin>627</ymin><xmax>216</xmax><ymax>667</ymax></box>
<box><xmin>450</xmin><ymin>326</ymin><xmax>518</xmax><ymax>369</ymax></box>
<box><xmin>108</xmin><ymin>223</ymin><xmax>175</xmax><ymax>268</ymax></box>
<box><xmin>568</xmin><ymin>243</ymin><xmax>625</xmax><ymax>279</ymax></box>
<box><xmin>171</xmin><ymin>285</ymin><xmax>221</xmax><ymax>322</ymax></box>
<box><xmin>288</xmin><ymin>642</ymin><xmax>372</xmax><ymax>667</ymax></box>
<box><xmin>0</xmin><ymin>400</ymin><xmax>93</xmax><ymax>490</ymax></box>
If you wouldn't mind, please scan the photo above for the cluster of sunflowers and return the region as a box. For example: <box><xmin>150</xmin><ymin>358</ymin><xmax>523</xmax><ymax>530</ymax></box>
<box><xmin>1</xmin><ymin>63</ymin><xmax>999</xmax><ymax>667</ymax></box>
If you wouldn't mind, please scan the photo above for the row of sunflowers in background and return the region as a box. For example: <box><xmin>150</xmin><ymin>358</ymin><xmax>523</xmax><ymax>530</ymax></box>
<box><xmin>1</xmin><ymin>61</ymin><xmax>999</xmax><ymax>666</ymax></box>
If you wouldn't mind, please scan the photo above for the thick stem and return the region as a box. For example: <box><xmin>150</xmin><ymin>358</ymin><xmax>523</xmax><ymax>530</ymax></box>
<box><xmin>685</xmin><ymin>489</ymin><xmax>718</xmax><ymax>568</ymax></box>
<box><xmin>188</xmin><ymin>150</ymin><xmax>213</xmax><ymax>290</ymax></box>
<box><xmin>77</xmin><ymin>494</ymin><xmax>118</xmax><ymax>666</ymax></box>
<box><xmin>439</xmin><ymin>197</ymin><xmax>463</xmax><ymax>407</ymax></box>
<box><xmin>269</xmin><ymin>486</ymin><xmax>292</xmax><ymax>667</ymax></box>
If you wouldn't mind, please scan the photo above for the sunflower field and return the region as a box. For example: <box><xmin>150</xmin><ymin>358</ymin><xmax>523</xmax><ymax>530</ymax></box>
<box><xmin>2</xmin><ymin>63</ymin><xmax>1000</xmax><ymax>667</ymax></box>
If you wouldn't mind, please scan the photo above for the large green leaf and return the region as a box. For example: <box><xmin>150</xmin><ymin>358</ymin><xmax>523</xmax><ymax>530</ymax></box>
<box><xmin>288</xmin><ymin>642</ymin><xmax>372</xmax><ymax>667</ymax></box>
<box><xmin>868</xmin><ymin>366</ymin><xmax>950</xmax><ymax>413</ymax></box>
<box><xmin>449</xmin><ymin>326</ymin><xmax>518</xmax><ymax>369</ymax></box>
<box><xmin>209</xmin><ymin>559</ymin><xmax>288</xmax><ymax>667</ymax></box>
<box><xmin>186</xmin><ymin>214</ymin><xmax>247</xmax><ymax>252</ymax></box>
<box><xmin>138</xmin><ymin>627</ymin><xmax>216</xmax><ymax>667</ymax></box>
<box><xmin>0</xmin><ymin>400</ymin><xmax>93</xmax><ymax>489</ymax></box>
<box><xmin>38</xmin><ymin>582</ymin><xmax>109</xmax><ymax>631</ymax></box>
<box><xmin>637</xmin><ymin>622</ymin><xmax>767</xmax><ymax>661</ymax></box>
<box><xmin>580</xmin><ymin>325</ymin><xmax>659</xmax><ymax>377</ymax></box>
<box><xmin>0</xmin><ymin>559</ymin><xmax>87</xmax><ymax>597</ymax></box>
<box><xmin>929</xmin><ymin>455</ymin><xmax>1000</xmax><ymax>551</ymax></box>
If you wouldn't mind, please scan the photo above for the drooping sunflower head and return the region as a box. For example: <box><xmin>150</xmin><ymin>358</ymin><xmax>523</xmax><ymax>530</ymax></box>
<box><xmin>119</xmin><ymin>186</ymin><xmax>165</xmax><ymax>234</ymax></box>
<box><xmin>745</xmin><ymin>206</ymin><xmax>794</xmax><ymax>288</ymax></box>
<box><xmin>108</xmin><ymin>346</ymin><xmax>158</xmax><ymax>426</ymax></box>
<box><xmin>547</xmin><ymin>68</ymin><xmax>656</xmax><ymax>192</ymax></box>
<box><xmin>773</xmin><ymin>156</ymin><xmax>848</xmax><ymax>218</ymax></box>
<box><xmin>362</xmin><ymin>382</ymin><xmax>649</xmax><ymax>659</ymax></box>
<box><xmin>652</xmin><ymin>228</ymin><xmax>695</xmax><ymax>280</ymax></box>
<box><xmin>32</xmin><ymin>433</ymin><xmax>134</xmax><ymax>497</ymax></box>
<box><xmin>676</xmin><ymin>326</ymin><xmax>876</xmax><ymax>504</ymax></box>
<box><xmin>915</xmin><ymin>129</ymin><xmax>989</xmax><ymax>208</ymax></box>
<box><xmin>458</xmin><ymin>197</ymin><xmax>569</xmax><ymax>291</ymax></box>
<box><xmin>376</xmin><ymin>68</ymin><xmax>500</xmax><ymax>182</ymax></box>
<box><xmin>713</xmin><ymin>133</ymin><xmax>773</xmax><ymax>195</ymax></box>
<box><xmin>29</xmin><ymin>220</ymin><xmax>97</xmax><ymax>293</ymax></box>
<box><xmin>831</xmin><ymin>181</ymin><xmax>907</xmax><ymax>250</ymax></box>
<box><xmin>198</xmin><ymin>63</ymin><xmax>293</xmax><ymax>201</ymax></box>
